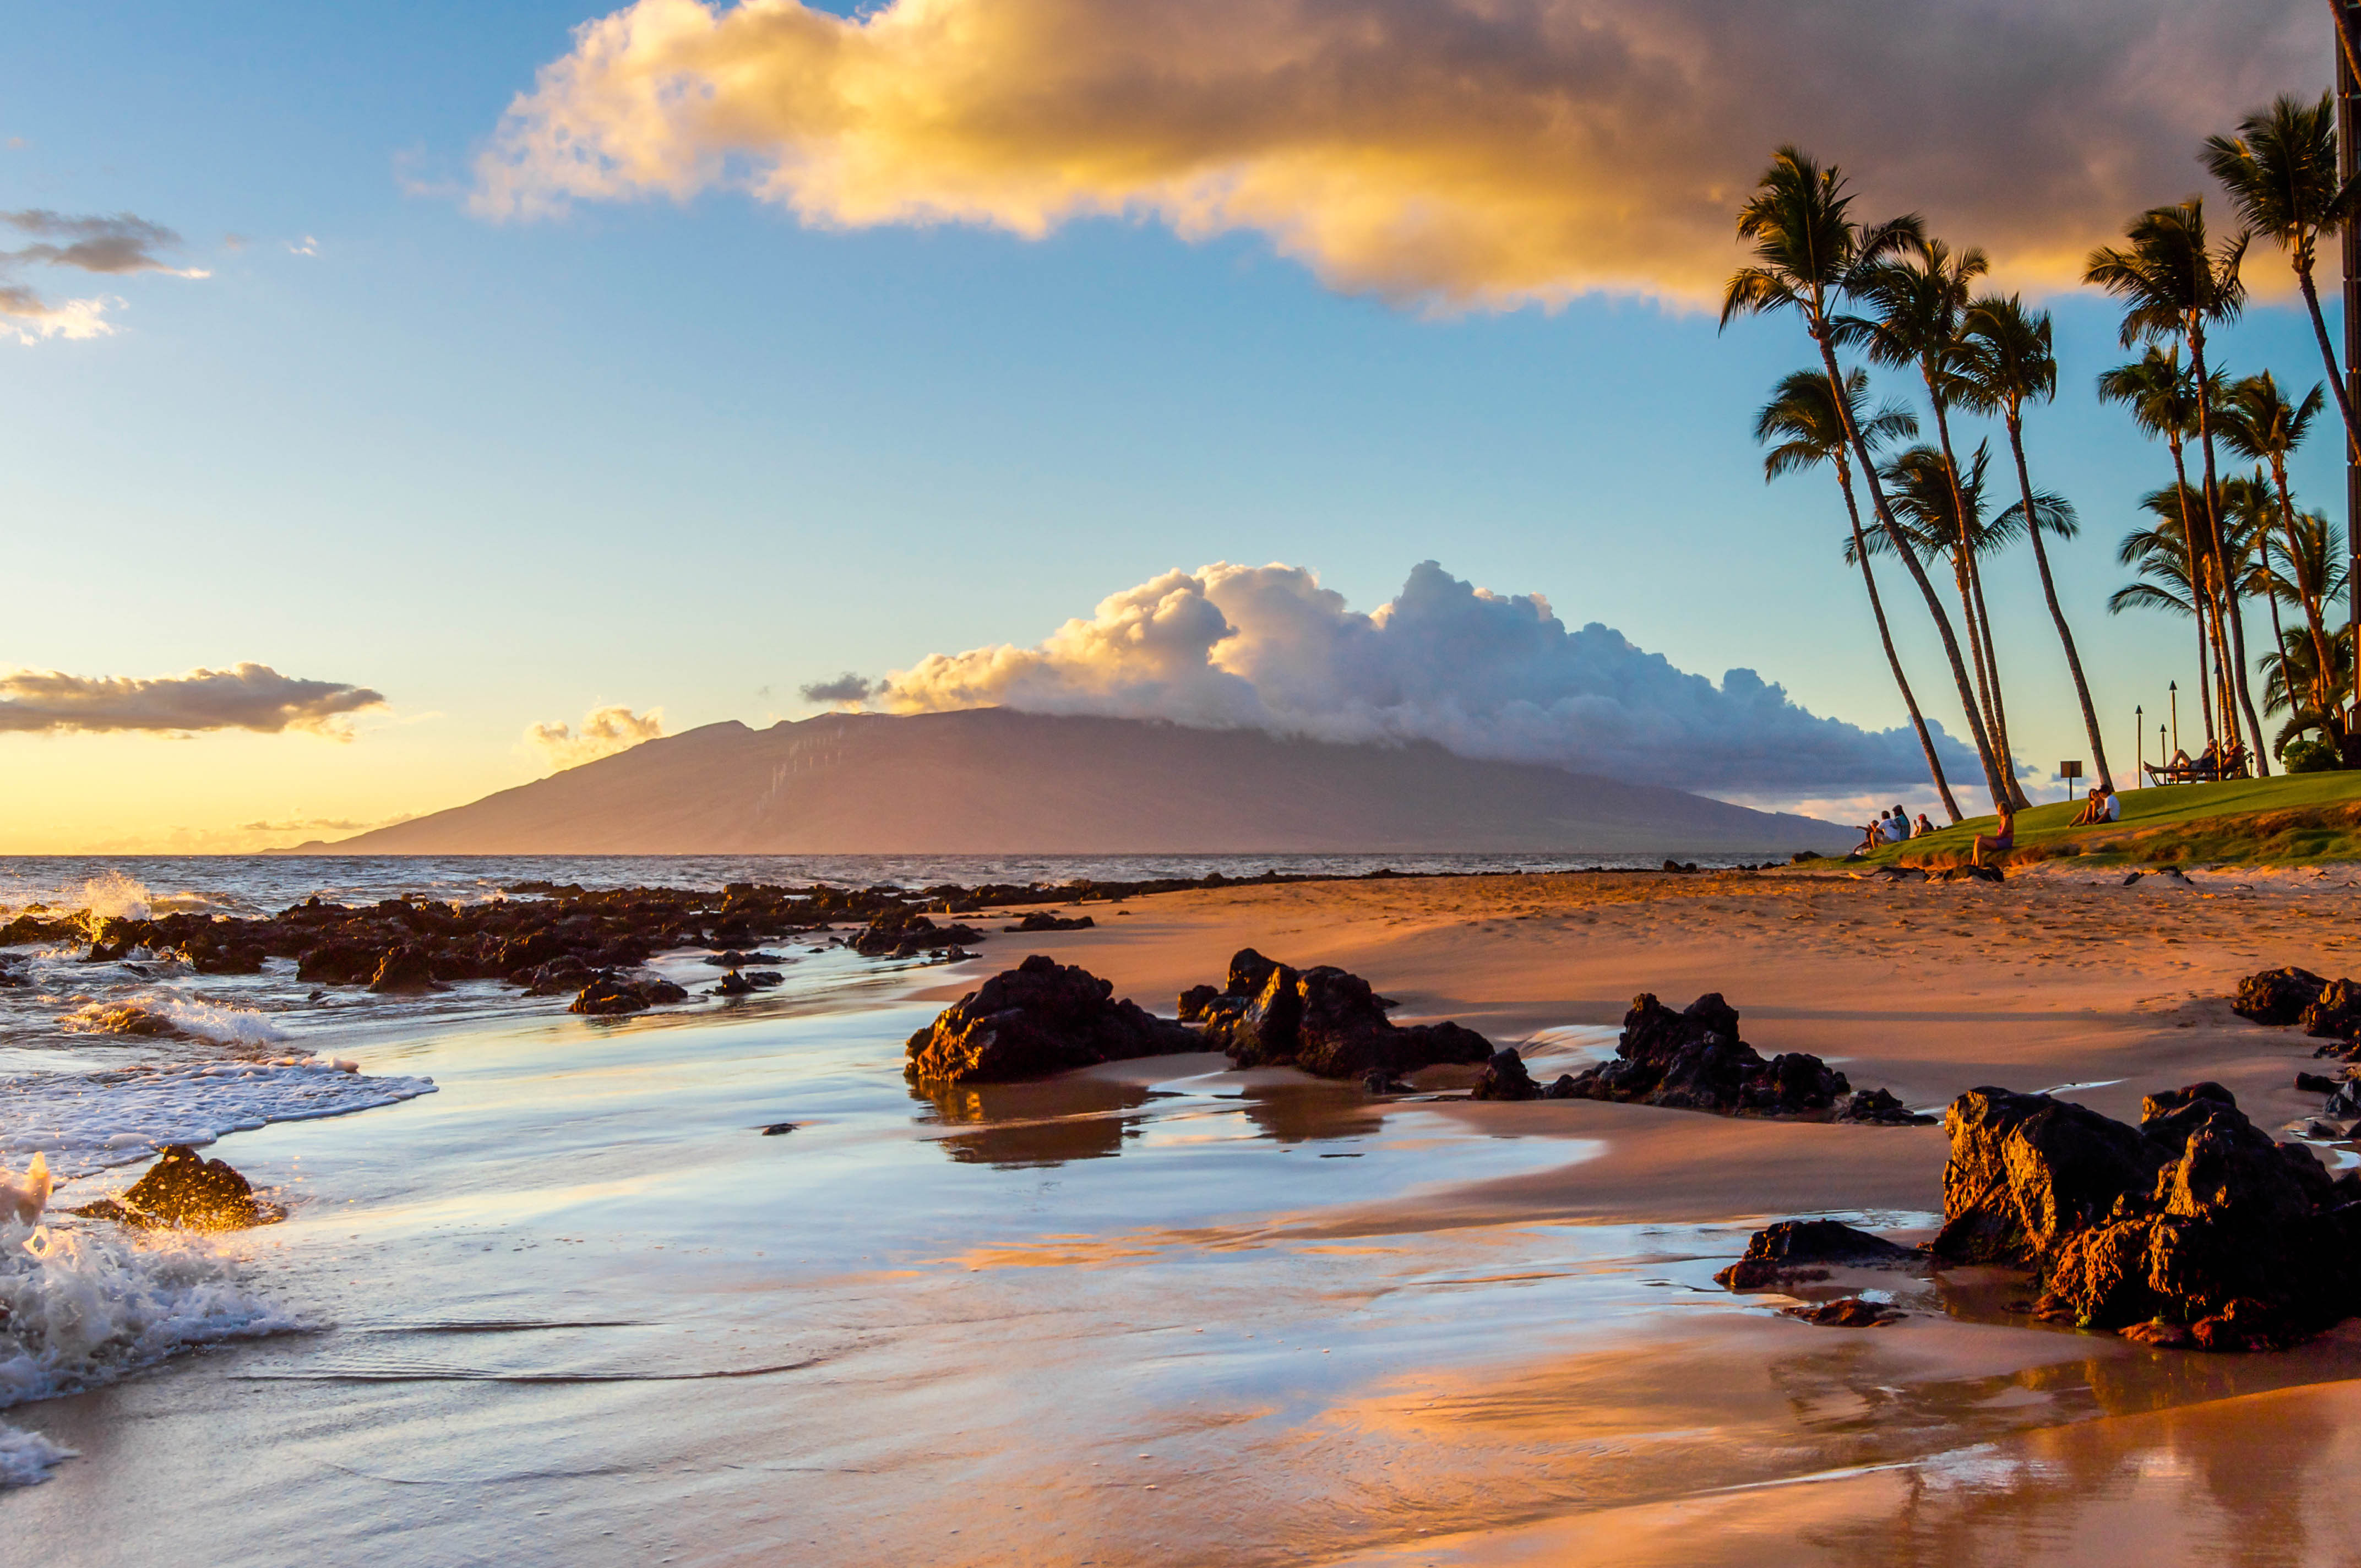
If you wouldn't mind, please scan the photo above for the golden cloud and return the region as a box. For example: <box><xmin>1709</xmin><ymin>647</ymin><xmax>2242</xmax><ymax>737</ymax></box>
<box><xmin>476</xmin><ymin>0</ymin><xmax>2322</xmax><ymax>308</ymax></box>
<box><xmin>523</xmin><ymin>704</ymin><xmax>666</xmax><ymax>771</ymax></box>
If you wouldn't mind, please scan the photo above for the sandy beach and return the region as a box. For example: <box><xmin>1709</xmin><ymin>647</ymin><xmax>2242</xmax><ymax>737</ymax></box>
<box><xmin>11</xmin><ymin>865</ymin><xmax>2361</xmax><ymax>1566</ymax></box>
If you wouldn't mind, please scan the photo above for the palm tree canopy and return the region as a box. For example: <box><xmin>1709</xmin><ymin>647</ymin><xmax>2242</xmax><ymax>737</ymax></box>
<box><xmin>1996</xmin><ymin>489</ymin><xmax>2077</xmax><ymax>541</ymax></box>
<box><xmin>1721</xmin><ymin>147</ymin><xmax>1923</xmax><ymax>330</ymax></box>
<box><xmin>1957</xmin><ymin>294</ymin><xmax>2056</xmax><ymax>415</ymax></box>
<box><xmin>1841</xmin><ymin>237</ymin><xmax>1988</xmax><ymax>396</ymax></box>
<box><xmin>2217</xmin><ymin>370</ymin><xmax>2324</xmax><ymax>464</ymax></box>
<box><xmin>2202</xmin><ymin>92</ymin><xmax>2356</xmax><ymax>270</ymax></box>
<box><xmin>2082</xmin><ymin>199</ymin><xmax>2249</xmax><ymax>347</ymax></box>
<box><xmin>1753</xmin><ymin>367</ymin><xmax>1917</xmax><ymax>481</ymax></box>
<box><xmin>2096</xmin><ymin>347</ymin><xmax>2204</xmax><ymax>443</ymax></box>
<box><xmin>2255</xmin><ymin>505</ymin><xmax>2351</xmax><ymax>612</ymax></box>
<box><xmin>1874</xmin><ymin>442</ymin><xmax>2011</xmax><ymax>558</ymax></box>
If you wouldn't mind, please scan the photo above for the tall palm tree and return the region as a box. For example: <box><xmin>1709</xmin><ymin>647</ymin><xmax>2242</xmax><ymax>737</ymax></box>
<box><xmin>1960</xmin><ymin>293</ymin><xmax>2112</xmax><ymax>791</ymax></box>
<box><xmin>1873</xmin><ymin>445</ymin><xmax>2019</xmax><ymax>728</ymax></box>
<box><xmin>2219</xmin><ymin>371</ymin><xmax>2341</xmax><ymax>717</ymax></box>
<box><xmin>1848</xmin><ymin>238</ymin><xmax>2030</xmax><ymax>807</ymax></box>
<box><xmin>2085</xmin><ymin>202</ymin><xmax>2269</xmax><ymax>772</ymax></box>
<box><xmin>2205</xmin><ymin>93</ymin><xmax>2361</xmax><ymax>463</ymax></box>
<box><xmin>1720</xmin><ymin>148</ymin><xmax>2013</xmax><ymax>809</ymax></box>
<box><xmin>2115</xmin><ymin>482</ymin><xmax>2235</xmax><ymax>748</ymax></box>
<box><xmin>1755</xmin><ymin>369</ymin><xmax>1963</xmax><ymax>820</ymax></box>
<box><xmin>2098</xmin><ymin>349</ymin><xmax>2221</xmax><ymax>746</ymax></box>
<box><xmin>2256</xmin><ymin>507</ymin><xmax>2354</xmax><ymax>750</ymax></box>
<box><xmin>2224</xmin><ymin>471</ymin><xmax>2292</xmax><ymax>698</ymax></box>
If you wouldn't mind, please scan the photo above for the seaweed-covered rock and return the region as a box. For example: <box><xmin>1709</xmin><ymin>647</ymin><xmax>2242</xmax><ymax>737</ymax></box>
<box><xmin>1717</xmin><ymin>1219</ymin><xmax>1922</xmax><ymax>1290</ymax></box>
<box><xmin>905</xmin><ymin>954</ymin><xmax>1198</xmax><ymax>1084</ymax></box>
<box><xmin>1186</xmin><ymin>950</ymin><xmax>1489</xmax><ymax>1080</ymax></box>
<box><xmin>72</xmin><ymin>1145</ymin><xmax>277</xmax><ymax>1231</ymax></box>
<box><xmin>1468</xmin><ymin>1048</ymin><xmax>1541</xmax><ymax>1101</ymax></box>
<box><xmin>2235</xmin><ymin>966</ymin><xmax>2329</xmax><ymax>1026</ymax></box>
<box><xmin>1932</xmin><ymin>1082</ymin><xmax>2361</xmax><ymax>1349</ymax></box>
<box><xmin>1554</xmin><ymin>993</ymin><xmax>1892</xmax><ymax>1120</ymax></box>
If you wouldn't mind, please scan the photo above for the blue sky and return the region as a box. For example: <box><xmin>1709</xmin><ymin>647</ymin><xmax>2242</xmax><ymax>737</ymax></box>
<box><xmin>0</xmin><ymin>0</ymin><xmax>2343</xmax><ymax>849</ymax></box>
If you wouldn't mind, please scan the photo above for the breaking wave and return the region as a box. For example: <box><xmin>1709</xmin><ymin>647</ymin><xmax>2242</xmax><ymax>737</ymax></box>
<box><xmin>57</xmin><ymin>992</ymin><xmax>287</xmax><ymax>1049</ymax></box>
<box><xmin>0</xmin><ymin>1059</ymin><xmax>437</xmax><ymax>1175</ymax></box>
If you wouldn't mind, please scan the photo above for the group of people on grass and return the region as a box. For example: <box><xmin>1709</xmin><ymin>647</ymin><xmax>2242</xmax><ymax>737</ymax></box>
<box><xmin>1855</xmin><ymin>784</ymin><xmax>2121</xmax><ymax>865</ymax></box>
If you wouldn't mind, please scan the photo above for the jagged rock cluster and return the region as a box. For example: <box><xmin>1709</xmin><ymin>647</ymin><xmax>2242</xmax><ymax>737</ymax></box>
<box><xmin>1933</xmin><ymin>1082</ymin><xmax>2361</xmax><ymax>1350</ymax></box>
<box><xmin>1552</xmin><ymin>993</ymin><xmax>1930</xmax><ymax>1123</ymax></box>
<box><xmin>71</xmin><ymin>1145</ymin><xmax>279</xmax><ymax>1231</ymax></box>
<box><xmin>2234</xmin><ymin>966</ymin><xmax>2361</xmax><ymax>1052</ymax></box>
<box><xmin>1180</xmin><ymin>948</ymin><xmax>1493</xmax><ymax>1081</ymax></box>
<box><xmin>905</xmin><ymin>954</ymin><xmax>1199</xmax><ymax>1084</ymax></box>
<box><xmin>1715</xmin><ymin>1218</ymin><xmax>1924</xmax><ymax>1290</ymax></box>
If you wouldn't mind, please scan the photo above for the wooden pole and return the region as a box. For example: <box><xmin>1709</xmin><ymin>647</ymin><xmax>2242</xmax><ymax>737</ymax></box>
<box><xmin>2342</xmin><ymin>5</ymin><xmax>2361</xmax><ymax>750</ymax></box>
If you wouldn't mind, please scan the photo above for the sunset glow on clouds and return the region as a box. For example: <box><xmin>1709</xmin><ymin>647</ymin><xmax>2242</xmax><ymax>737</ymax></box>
<box><xmin>476</xmin><ymin>0</ymin><xmax>2316</xmax><ymax>307</ymax></box>
<box><xmin>877</xmin><ymin>561</ymin><xmax>1972</xmax><ymax>790</ymax></box>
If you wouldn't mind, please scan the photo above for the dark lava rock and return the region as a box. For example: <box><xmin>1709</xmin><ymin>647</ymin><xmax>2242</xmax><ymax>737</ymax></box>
<box><xmin>2297</xmin><ymin>1071</ymin><xmax>2344</xmax><ymax>1095</ymax></box>
<box><xmin>518</xmin><ymin>955</ymin><xmax>594</xmax><ymax>995</ymax></box>
<box><xmin>1554</xmin><ymin>993</ymin><xmax>1900</xmax><ymax>1120</ymax></box>
<box><xmin>1362</xmin><ymin>1069</ymin><xmax>1412</xmax><ymax>1095</ymax></box>
<box><xmin>1835</xmin><ymin>1087</ymin><xmax>1935</xmax><ymax>1125</ymax></box>
<box><xmin>2236</xmin><ymin>967</ymin><xmax>2329</xmax><ymax>1026</ymax></box>
<box><xmin>1783</xmin><ymin>1297</ymin><xmax>1904</xmax><ymax>1327</ymax></box>
<box><xmin>1186</xmin><ymin>949</ymin><xmax>1484</xmax><ymax>1081</ymax></box>
<box><xmin>1542</xmin><ymin>1074</ymin><xmax>1580</xmax><ymax>1098</ymax></box>
<box><xmin>2301</xmin><ymin>978</ymin><xmax>2361</xmax><ymax>1043</ymax></box>
<box><xmin>1468</xmin><ymin>1048</ymin><xmax>1542</xmax><ymax>1101</ymax></box>
<box><xmin>298</xmin><ymin>940</ymin><xmax>380</xmax><ymax>986</ymax></box>
<box><xmin>72</xmin><ymin>1145</ymin><xmax>278</xmax><ymax>1231</ymax></box>
<box><xmin>705</xmin><ymin>950</ymin><xmax>785</xmax><ymax>967</ymax></box>
<box><xmin>855</xmin><ymin>911</ymin><xmax>984</xmax><ymax>957</ymax></box>
<box><xmin>1717</xmin><ymin>1219</ymin><xmax>1922</xmax><ymax>1290</ymax></box>
<box><xmin>715</xmin><ymin>971</ymin><xmax>755</xmax><ymax>996</ymax></box>
<box><xmin>760</xmin><ymin>1122</ymin><xmax>797</xmax><ymax>1136</ymax></box>
<box><xmin>569</xmin><ymin>971</ymin><xmax>688</xmax><ymax>1016</ymax></box>
<box><xmin>904</xmin><ymin>954</ymin><xmax>1199</xmax><ymax>1084</ymax></box>
<box><xmin>365</xmin><ymin>944</ymin><xmax>439</xmax><ymax>994</ymax></box>
<box><xmin>1003</xmin><ymin>913</ymin><xmax>1096</xmax><ymax>933</ymax></box>
<box><xmin>1932</xmin><ymin>1082</ymin><xmax>2361</xmax><ymax>1349</ymax></box>
<box><xmin>1938</xmin><ymin>865</ymin><xmax>2004</xmax><ymax>883</ymax></box>
<box><xmin>1177</xmin><ymin>983</ymin><xmax>1224</xmax><ymax>1022</ymax></box>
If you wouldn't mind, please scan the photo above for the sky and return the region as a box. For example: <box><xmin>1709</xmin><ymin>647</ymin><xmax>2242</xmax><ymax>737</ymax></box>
<box><xmin>0</xmin><ymin>0</ymin><xmax>2346</xmax><ymax>852</ymax></box>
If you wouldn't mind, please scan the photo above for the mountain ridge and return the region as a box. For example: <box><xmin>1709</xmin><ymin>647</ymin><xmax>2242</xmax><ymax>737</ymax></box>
<box><xmin>306</xmin><ymin>709</ymin><xmax>1853</xmax><ymax>855</ymax></box>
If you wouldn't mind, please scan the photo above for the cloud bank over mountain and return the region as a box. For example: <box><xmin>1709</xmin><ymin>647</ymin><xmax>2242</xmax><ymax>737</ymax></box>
<box><xmin>874</xmin><ymin>560</ymin><xmax>1968</xmax><ymax>791</ymax></box>
<box><xmin>476</xmin><ymin>0</ymin><xmax>2314</xmax><ymax>307</ymax></box>
<box><xmin>524</xmin><ymin>704</ymin><xmax>667</xmax><ymax>770</ymax></box>
<box><xmin>0</xmin><ymin>665</ymin><xmax>385</xmax><ymax>737</ymax></box>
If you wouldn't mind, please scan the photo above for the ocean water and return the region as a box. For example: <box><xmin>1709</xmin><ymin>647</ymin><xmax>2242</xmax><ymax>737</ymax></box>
<box><xmin>5</xmin><ymin>856</ymin><xmax>2351</xmax><ymax>1562</ymax></box>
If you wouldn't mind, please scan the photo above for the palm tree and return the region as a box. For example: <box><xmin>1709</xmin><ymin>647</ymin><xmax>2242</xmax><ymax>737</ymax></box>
<box><xmin>1960</xmin><ymin>293</ymin><xmax>2112</xmax><ymax>791</ymax></box>
<box><xmin>1721</xmin><ymin>148</ymin><xmax>2012</xmax><ymax>808</ymax></box>
<box><xmin>1848</xmin><ymin>238</ymin><xmax>2030</xmax><ymax>807</ymax></box>
<box><xmin>2205</xmin><ymin>94</ymin><xmax>2361</xmax><ymax>464</ymax></box>
<box><xmin>2098</xmin><ymin>349</ymin><xmax>2221</xmax><ymax>746</ymax></box>
<box><xmin>1755</xmin><ymin>368</ymin><xmax>1963</xmax><ymax>820</ymax></box>
<box><xmin>1873</xmin><ymin>445</ymin><xmax>2019</xmax><ymax>724</ymax></box>
<box><xmin>2085</xmin><ymin>202</ymin><xmax>2268</xmax><ymax>772</ymax></box>
<box><xmin>2224</xmin><ymin>471</ymin><xmax>2292</xmax><ymax>698</ymax></box>
<box><xmin>2219</xmin><ymin>371</ymin><xmax>2341</xmax><ymax>717</ymax></box>
<box><xmin>2114</xmin><ymin>483</ymin><xmax>2238</xmax><ymax>751</ymax></box>
<box><xmin>2256</xmin><ymin>506</ymin><xmax>2354</xmax><ymax>752</ymax></box>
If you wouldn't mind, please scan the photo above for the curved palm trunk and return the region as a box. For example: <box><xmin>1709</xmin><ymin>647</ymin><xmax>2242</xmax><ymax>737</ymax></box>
<box><xmin>1810</xmin><ymin>333</ymin><xmax>2010</xmax><ymax>807</ymax></box>
<box><xmin>1837</xmin><ymin>460</ymin><xmax>1963</xmax><ymax>820</ymax></box>
<box><xmin>1927</xmin><ymin>394</ymin><xmax>2028</xmax><ymax>807</ymax></box>
<box><xmin>2267</xmin><ymin>450</ymin><xmax>2338</xmax><ymax>685</ymax></box>
<box><xmin>2334</xmin><ymin>0</ymin><xmax>2361</xmax><ymax>89</ymax></box>
<box><xmin>2188</xmin><ymin>325</ymin><xmax>2272</xmax><ymax>773</ymax></box>
<box><xmin>2169</xmin><ymin>439</ymin><xmax>2219</xmax><ymax>747</ymax></box>
<box><xmin>2004</xmin><ymin>412</ymin><xmax>2112</xmax><ymax>790</ymax></box>
<box><xmin>2296</xmin><ymin>261</ymin><xmax>2361</xmax><ymax>463</ymax></box>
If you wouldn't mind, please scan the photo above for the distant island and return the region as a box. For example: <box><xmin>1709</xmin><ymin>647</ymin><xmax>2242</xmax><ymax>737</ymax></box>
<box><xmin>296</xmin><ymin>709</ymin><xmax>1852</xmax><ymax>856</ymax></box>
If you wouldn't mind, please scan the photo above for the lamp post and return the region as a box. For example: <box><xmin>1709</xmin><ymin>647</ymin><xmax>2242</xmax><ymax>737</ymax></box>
<box><xmin>2169</xmin><ymin>681</ymin><xmax>2179</xmax><ymax>760</ymax></box>
<box><xmin>2135</xmin><ymin>705</ymin><xmax>2144</xmax><ymax>786</ymax></box>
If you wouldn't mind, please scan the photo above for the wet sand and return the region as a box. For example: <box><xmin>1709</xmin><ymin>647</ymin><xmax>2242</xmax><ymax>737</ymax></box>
<box><xmin>17</xmin><ymin>868</ymin><xmax>2361</xmax><ymax>1565</ymax></box>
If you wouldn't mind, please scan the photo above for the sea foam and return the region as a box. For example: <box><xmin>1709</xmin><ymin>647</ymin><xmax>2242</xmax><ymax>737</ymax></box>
<box><xmin>0</xmin><ymin>1060</ymin><xmax>437</xmax><ymax>1175</ymax></box>
<box><xmin>0</xmin><ymin>1222</ymin><xmax>303</xmax><ymax>1484</ymax></box>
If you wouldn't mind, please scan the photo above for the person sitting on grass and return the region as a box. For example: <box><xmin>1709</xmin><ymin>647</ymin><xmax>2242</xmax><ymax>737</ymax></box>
<box><xmin>1913</xmin><ymin>812</ymin><xmax>1936</xmax><ymax>837</ymax></box>
<box><xmin>2070</xmin><ymin>785</ymin><xmax>2121</xmax><ymax>827</ymax></box>
<box><xmin>1853</xmin><ymin>818</ymin><xmax>1882</xmax><ymax>856</ymax></box>
<box><xmin>1972</xmin><ymin>807</ymin><xmax>2015</xmax><ymax>868</ymax></box>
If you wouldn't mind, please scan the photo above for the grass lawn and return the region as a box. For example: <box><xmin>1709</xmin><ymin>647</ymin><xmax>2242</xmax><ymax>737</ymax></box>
<box><xmin>1843</xmin><ymin>771</ymin><xmax>2361</xmax><ymax>869</ymax></box>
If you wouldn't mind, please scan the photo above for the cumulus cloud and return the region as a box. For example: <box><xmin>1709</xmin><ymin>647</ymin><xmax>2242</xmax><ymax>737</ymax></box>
<box><xmin>474</xmin><ymin>0</ymin><xmax>2315</xmax><ymax>308</ymax></box>
<box><xmin>524</xmin><ymin>704</ymin><xmax>666</xmax><ymax>770</ymax></box>
<box><xmin>875</xmin><ymin>560</ymin><xmax>1973</xmax><ymax>791</ymax></box>
<box><xmin>238</xmin><ymin>817</ymin><xmax>374</xmax><ymax>833</ymax></box>
<box><xmin>0</xmin><ymin>664</ymin><xmax>387</xmax><ymax>738</ymax></box>
<box><xmin>0</xmin><ymin>209</ymin><xmax>205</xmax><ymax>343</ymax></box>
<box><xmin>799</xmin><ymin>672</ymin><xmax>875</xmax><ymax>706</ymax></box>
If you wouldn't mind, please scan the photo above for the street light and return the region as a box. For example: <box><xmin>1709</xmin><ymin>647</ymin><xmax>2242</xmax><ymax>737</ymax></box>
<box><xmin>2169</xmin><ymin>681</ymin><xmax>2179</xmax><ymax>759</ymax></box>
<box><xmin>2135</xmin><ymin>704</ymin><xmax>2144</xmax><ymax>786</ymax></box>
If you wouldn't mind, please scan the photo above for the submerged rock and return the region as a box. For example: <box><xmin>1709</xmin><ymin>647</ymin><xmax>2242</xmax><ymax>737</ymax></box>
<box><xmin>1783</xmin><ymin>1297</ymin><xmax>1905</xmax><ymax>1327</ymax></box>
<box><xmin>1185</xmin><ymin>949</ymin><xmax>1489</xmax><ymax>1081</ymax></box>
<box><xmin>2235</xmin><ymin>966</ymin><xmax>2329</xmax><ymax>1026</ymax></box>
<box><xmin>1933</xmin><ymin>1082</ymin><xmax>2361</xmax><ymax>1350</ymax></box>
<box><xmin>1716</xmin><ymin>1219</ymin><xmax>1923</xmax><ymax>1291</ymax></box>
<box><xmin>72</xmin><ymin>1145</ymin><xmax>279</xmax><ymax>1231</ymax></box>
<box><xmin>569</xmin><ymin>970</ymin><xmax>689</xmax><ymax>1016</ymax></box>
<box><xmin>905</xmin><ymin>954</ymin><xmax>1198</xmax><ymax>1084</ymax></box>
<box><xmin>1554</xmin><ymin>994</ymin><xmax>1922</xmax><ymax>1121</ymax></box>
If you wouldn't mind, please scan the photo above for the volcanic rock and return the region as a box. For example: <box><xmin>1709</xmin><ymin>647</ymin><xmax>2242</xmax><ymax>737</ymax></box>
<box><xmin>569</xmin><ymin>971</ymin><xmax>689</xmax><ymax>1016</ymax></box>
<box><xmin>1003</xmin><ymin>913</ymin><xmax>1096</xmax><ymax>933</ymax></box>
<box><xmin>1716</xmin><ymin>1219</ymin><xmax>1923</xmax><ymax>1290</ymax></box>
<box><xmin>1783</xmin><ymin>1297</ymin><xmax>1904</xmax><ymax>1327</ymax></box>
<box><xmin>2302</xmin><ymin>978</ymin><xmax>2361</xmax><ymax>1043</ymax></box>
<box><xmin>905</xmin><ymin>954</ymin><xmax>1199</xmax><ymax>1084</ymax></box>
<box><xmin>1468</xmin><ymin>1048</ymin><xmax>1542</xmax><ymax>1101</ymax></box>
<box><xmin>1932</xmin><ymin>1082</ymin><xmax>2361</xmax><ymax>1349</ymax></box>
<box><xmin>1188</xmin><ymin>949</ymin><xmax>1488</xmax><ymax>1081</ymax></box>
<box><xmin>72</xmin><ymin>1145</ymin><xmax>277</xmax><ymax>1231</ymax></box>
<box><xmin>2236</xmin><ymin>966</ymin><xmax>2330</xmax><ymax>1026</ymax></box>
<box><xmin>854</xmin><ymin>911</ymin><xmax>984</xmax><ymax>957</ymax></box>
<box><xmin>365</xmin><ymin>944</ymin><xmax>439</xmax><ymax>994</ymax></box>
<box><xmin>1554</xmin><ymin>993</ymin><xmax>1905</xmax><ymax>1120</ymax></box>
